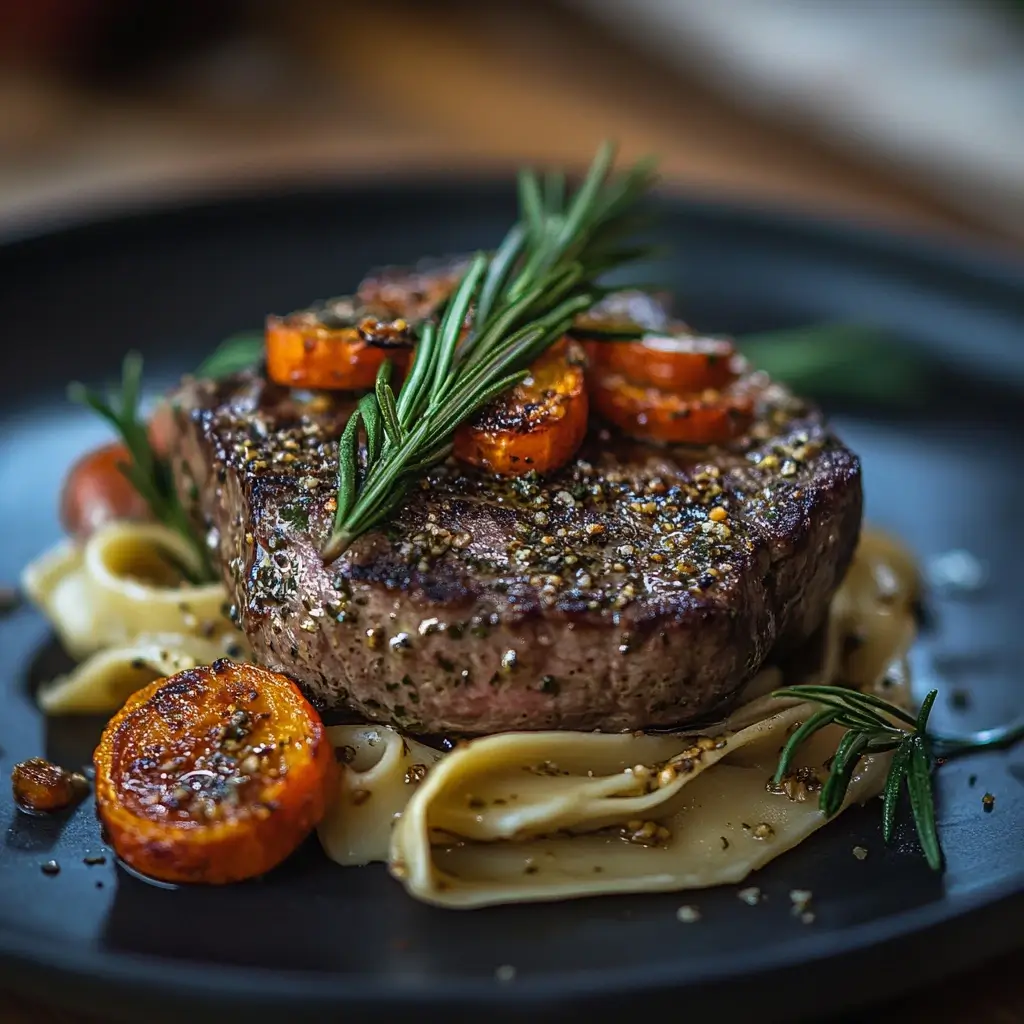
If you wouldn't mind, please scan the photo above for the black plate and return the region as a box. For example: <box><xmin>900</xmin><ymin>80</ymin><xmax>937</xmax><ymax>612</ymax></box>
<box><xmin>0</xmin><ymin>180</ymin><xmax>1022</xmax><ymax>1024</ymax></box>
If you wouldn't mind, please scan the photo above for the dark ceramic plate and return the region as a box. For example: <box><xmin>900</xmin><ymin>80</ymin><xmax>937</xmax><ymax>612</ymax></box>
<box><xmin>0</xmin><ymin>181</ymin><xmax>1022</xmax><ymax>1024</ymax></box>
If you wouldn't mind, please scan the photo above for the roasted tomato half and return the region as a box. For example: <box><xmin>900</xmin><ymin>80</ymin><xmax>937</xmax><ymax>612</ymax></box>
<box><xmin>265</xmin><ymin>300</ymin><xmax>414</xmax><ymax>391</ymax></box>
<box><xmin>586</xmin><ymin>333</ymin><xmax>744</xmax><ymax>393</ymax></box>
<box><xmin>94</xmin><ymin>661</ymin><xmax>335</xmax><ymax>884</ymax></box>
<box><xmin>453</xmin><ymin>339</ymin><xmax>588</xmax><ymax>476</ymax></box>
<box><xmin>60</xmin><ymin>441</ymin><xmax>153</xmax><ymax>540</ymax></box>
<box><xmin>590</xmin><ymin>373</ymin><xmax>757</xmax><ymax>445</ymax></box>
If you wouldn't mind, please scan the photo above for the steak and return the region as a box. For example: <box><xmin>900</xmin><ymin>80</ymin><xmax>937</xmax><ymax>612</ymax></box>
<box><xmin>169</xmin><ymin>366</ymin><xmax>862</xmax><ymax>735</ymax></box>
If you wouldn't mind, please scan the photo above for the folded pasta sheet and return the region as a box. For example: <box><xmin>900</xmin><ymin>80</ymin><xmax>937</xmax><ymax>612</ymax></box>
<box><xmin>23</xmin><ymin>521</ymin><xmax>248</xmax><ymax>712</ymax></box>
<box><xmin>319</xmin><ymin>725</ymin><xmax>445</xmax><ymax>866</ymax></box>
<box><xmin>36</xmin><ymin>633</ymin><xmax>243</xmax><ymax>714</ymax></box>
<box><xmin>318</xmin><ymin>693</ymin><xmax>893</xmax><ymax>908</ymax></box>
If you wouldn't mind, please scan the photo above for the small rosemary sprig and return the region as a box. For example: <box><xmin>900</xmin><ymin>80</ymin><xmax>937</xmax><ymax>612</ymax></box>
<box><xmin>69</xmin><ymin>353</ymin><xmax>215</xmax><ymax>583</ymax></box>
<box><xmin>771</xmin><ymin>685</ymin><xmax>1024</xmax><ymax>871</ymax></box>
<box><xmin>321</xmin><ymin>142</ymin><xmax>658</xmax><ymax>562</ymax></box>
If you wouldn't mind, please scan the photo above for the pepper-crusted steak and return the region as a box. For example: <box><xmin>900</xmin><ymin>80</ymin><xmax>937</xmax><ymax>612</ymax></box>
<box><xmin>169</xmin><ymin>369</ymin><xmax>862</xmax><ymax>734</ymax></box>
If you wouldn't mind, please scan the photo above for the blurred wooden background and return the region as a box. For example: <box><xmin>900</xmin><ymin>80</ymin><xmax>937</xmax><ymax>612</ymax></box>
<box><xmin>1</xmin><ymin>0</ymin><xmax>1021</xmax><ymax>248</ymax></box>
<box><xmin>0</xmin><ymin>0</ymin><xmax>1021</xmax><ymax>1021</ymax></box>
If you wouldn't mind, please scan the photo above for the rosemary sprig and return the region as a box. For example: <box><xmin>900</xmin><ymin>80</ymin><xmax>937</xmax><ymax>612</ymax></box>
<box><xmin>321</xmin><ymin>142</ymin><xmax>658</xmax><ymax>562</ymax></box>
<box><xmin>69</xmin><ymin>353</ymin><xmax>215</xmax><ymax>583</ymax></box>
<box><xmin>771</xmin><ymin>685</ymin><xmax>1024</xmax><ymax>871</ymax></box>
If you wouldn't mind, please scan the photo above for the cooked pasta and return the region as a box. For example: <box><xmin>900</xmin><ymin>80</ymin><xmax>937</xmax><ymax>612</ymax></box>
<box><xmin>36</xmin><ymin>633</ymin><xmax>243</xmax><ymax>714</ymax></box>
<box><xmin>318</xmin><ymin>726</ymin><xmax>445</xmax><ymax>866</ymax></box>
<box><xmin>316</xmin><ymin>529</ymin><xmax>919</xmax><ymax>907</ymax></box>
<box><xmin>391</xmin><ymin>696</ymin><xmax>886</xmax><ymax>907</ymax></box>
<box><xmin>23</xmin><ymin>521</ymin><xmax>248</xmax><ymax>713</ymax></box>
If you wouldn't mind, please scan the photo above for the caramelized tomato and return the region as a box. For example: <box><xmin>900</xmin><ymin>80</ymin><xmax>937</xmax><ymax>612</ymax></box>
<box><xmin>94</xmin><ymin>661</ymin><xmax>335</xmax><ymax>884</ymax></box>
<box><xmin>11</xmin><ymin>758</ymin><xmax>89</xmax><ymax>813</ymax></box>
<box><xmin>453</xmin><ymin>339</ymin><xmax>588</xmax><ymax>476</ymax></box>
<box><xmin>591</xmin><ymin>373</ymin><xmax>756</xmax><ymax>445</ymax></box>
<box><xmin>60</xmin><ymin>441</ymin><xmax>152</xmax><ymax>540</ymax></box>
<box><xmin>586</xmin><ymin>334</ymin><xmax>742</xmax><ymax>393</ymax></box>
<box><xmin>265</xmin><ymin>311</ymin><xmax>412</xmax><ymax>391</ymax></box>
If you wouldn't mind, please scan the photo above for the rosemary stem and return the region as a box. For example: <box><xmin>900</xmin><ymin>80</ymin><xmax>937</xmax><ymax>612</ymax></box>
<box><xmin>322</xmin><ymin>142</ymin><xmax>659</xmax><ymax>561</ymax></box>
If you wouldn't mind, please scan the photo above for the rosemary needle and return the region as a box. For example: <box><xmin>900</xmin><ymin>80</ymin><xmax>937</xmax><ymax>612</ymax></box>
<box><xmin>321</xmin><ymin>142</ymin><xmax>659</xmax><ymax>562</ymax></box>
<box><xmin>771</xmin><ymin>685</ymin><xmax>1023</xmax><ymax>872</ymax></box>
<box><xmin>69</xmin><ymin>353</ymin><xmax>215</xmax><ymax>583</ymax></box>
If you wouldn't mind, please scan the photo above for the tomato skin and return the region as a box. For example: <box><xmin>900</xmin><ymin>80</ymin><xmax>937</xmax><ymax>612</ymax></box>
<box><xmin>453</xmin><ymin>339</ymin><xmax>588</xmax><ymax>476</ymax></box>
<box><xmin>147</xmin><ymin>402</ymin><xmax>175</xmax><ymax>458</ymax></box>
<box><xmin>590</xmin><ymin>372</ymin><xmax>757</xmax><ymax>445</ymax></box>
<box><xmin>265</xmin><ymin>314</ymin><xmax>411</xmax><ymax>392</ymax></box>
<box><xmin>60</xmin><ymin>441</ymin><xmax>152</xmax><ymax>540</ymax></box>
<box><xmin>585</xmin><ymin>334</ymin><xmax>742</xmax><ymax>393</ymax></box>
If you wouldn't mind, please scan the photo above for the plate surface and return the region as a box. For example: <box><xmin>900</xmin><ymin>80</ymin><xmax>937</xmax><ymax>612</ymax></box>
<box><xmin>0</xmin><ymin>181</ymin><xmax>1022</xmax><ymax>1023</ymax></box>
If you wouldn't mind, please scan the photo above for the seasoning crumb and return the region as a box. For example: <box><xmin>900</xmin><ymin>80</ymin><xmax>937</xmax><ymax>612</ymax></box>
<box><xmin>676</xmin><ymin>905</ymin><xmax>701</xmax><ymax>923</ymax></box>
<box><xmin>751</xmin><ymin>822</ymin><xmax>774</xmax><ymax>840</ymax></box>
<box><xmin>41</xmin><ymin>860</ymin><xmax>60</xmax><ymax>876</ymax></box>
<box><xmin>737</xmin><ymin>886</ymin><xmax>762</xmax><ymax>906</ymax></box>
<box><xmin>982</xmin><ymin>792</ymin><xmax>995</xmax><ymax>812</ymax></box>
<box><xmin>789</xmin><ymin>889</ymin><xmax>813</xmax><ymax>915</ymax></box>
<box><xmin>968</xmin><ymin>774</ymin><xmax>978</xmax><ymax>787</ymax></box>
<box><xmin>852</xmin><ymin>846</ymin><xmax>868</xmax><ymax>861</ymax></box>
<box><xmin>495</xmin><ymin>964</ymin><xmax>517</xmax><ymax>983</ymax></box>
<box><xmin>83</xmin><ymin>853</ymin><xmax>107</xmax><ymax>866</ymax></box>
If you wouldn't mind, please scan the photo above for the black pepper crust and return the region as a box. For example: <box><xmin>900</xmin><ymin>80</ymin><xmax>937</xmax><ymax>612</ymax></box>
<box><xmin>169</xmin><ymin>367</ymin><xmax>861</xmax><ymax>735</ymax></box>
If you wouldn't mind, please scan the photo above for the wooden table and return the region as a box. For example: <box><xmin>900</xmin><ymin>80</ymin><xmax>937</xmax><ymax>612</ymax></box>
<box><xmin>0</xmin><ymin>1</ymin><xmax>1020</xmax><ymax>1020</ymax></box>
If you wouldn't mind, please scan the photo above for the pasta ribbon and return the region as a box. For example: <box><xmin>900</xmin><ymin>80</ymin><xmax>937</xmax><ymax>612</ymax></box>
<box><xmin>387</xmin><ymin>697</ymin><xmax>886</xmax><ymax>907</ymax></box>
<box><xmin>318</xmin><ymin>725</ymin><xmax>444</xmax><ymax>866</ymax></box>
<box><xmin>23</xmin><ymin>522</ymin><xmax>247</xmax><ymax>713</ymax></box>
<box><xmin>37</xmin><ymin>633</ymin><xmax>243</xmax><ymax>714</ymax></box>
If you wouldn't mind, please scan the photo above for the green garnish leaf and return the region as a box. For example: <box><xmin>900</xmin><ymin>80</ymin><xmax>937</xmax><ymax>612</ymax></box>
<box><xmin>820</xmin><ymin>729</ymin><xmax>871</xmax><ymax>818</ymax></box>
<box><xmin>773</xmin><ymin>706</ymin><xmax>839</xmax><ymax>785</ymax></box>
<box><xmin>194</xmin><ymin>331</ymin><xmax>263</xmax><ymax>380</ymax></box>
<box><xmin>738</xmin><ymin>323</ymin><xmax>930</xmax><ymax>406</ymax></box>
<box><xmin>907</xmin><ymin>734</ymin><xmax>942</xmax><ymax>871</ymax></box>
<box><xmin>69</xmin><ymin>352</ymin><xmax>215</xmax><ymax>582</ymax></box>
<box><xmin>881</xmin><ymin>740</ymin><xmax>912</xmax><ymax>844</ymax></box>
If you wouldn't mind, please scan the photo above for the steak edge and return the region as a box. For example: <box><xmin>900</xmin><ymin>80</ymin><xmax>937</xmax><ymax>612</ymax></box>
<box><xmin>169</xmin><ymin>370</ymin><xmax>862</xmax><ymax>735</ymax></box>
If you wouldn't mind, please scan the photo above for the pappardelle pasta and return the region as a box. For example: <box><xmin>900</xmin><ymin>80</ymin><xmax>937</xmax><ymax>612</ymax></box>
<box><xmin>23</xmin><ymin>521</ymin><xmax>249</xmax><ymax>714</ymax></box>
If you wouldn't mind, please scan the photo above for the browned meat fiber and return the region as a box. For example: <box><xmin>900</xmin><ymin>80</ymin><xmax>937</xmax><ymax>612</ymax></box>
<box><xmin>169</xmin><ymin>367</ymin><xmax>861</xmax><ymax>735</ymax></box>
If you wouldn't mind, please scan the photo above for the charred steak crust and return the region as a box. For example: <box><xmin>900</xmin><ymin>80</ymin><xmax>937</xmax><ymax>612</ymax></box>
<box><xmin>169</xmin><ymin>369</ymin><xmax>862</xmax><ymax>735</ymax></box>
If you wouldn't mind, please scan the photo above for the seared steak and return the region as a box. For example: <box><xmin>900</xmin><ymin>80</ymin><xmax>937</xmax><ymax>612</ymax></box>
<box><xmin>169</xmin><ymin>368</ymin><xmax>861</xmax><ymax>734</ymax></box>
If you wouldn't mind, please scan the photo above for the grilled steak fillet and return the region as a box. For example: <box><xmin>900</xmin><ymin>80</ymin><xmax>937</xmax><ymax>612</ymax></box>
<box><xmin>169</xmin><ymin>370</ymin><xmax>861</xmax><ymax>734</ymax></box>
